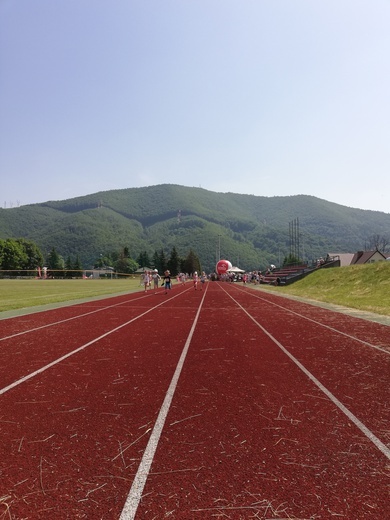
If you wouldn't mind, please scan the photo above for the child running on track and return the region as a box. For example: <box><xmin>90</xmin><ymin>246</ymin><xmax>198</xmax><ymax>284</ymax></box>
<box><xmin>163</xmin><ymin>270</ymin><xmax>172</xmax><ymax>294</ymax></box>
<box><xmin>143</xmin><ymin>271</ymin><xmax>151</xmax><ymax>293</ymax></box>
<box><xmin>193</xmin><ymin>271</ymin><xmax>199</xmax><ymax>290</ymax></box>
<box><xmin>200</xmin><ymin>271</ymin><xmax>206</xmax><ymax>290</ymax></box>
<box><xmin>152</xmin><ymin>269</ymin><xmax>161</xmax><ymax>293</ymax></box>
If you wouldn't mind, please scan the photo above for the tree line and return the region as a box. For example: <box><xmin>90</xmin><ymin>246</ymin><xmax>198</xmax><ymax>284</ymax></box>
<box><xmin>135</xmin><ymin>247</ymin><xmax>201</xmax><ymax>276</ymax></box>
<box><xmin>0</xmin><ymin>238</ymin><xmax>202</xmax><ymax>278</ymax></box>
<box><xmin>95</xmin><ymin>246</ymin><xmax>201</xmax><ymax>277</ymax></box>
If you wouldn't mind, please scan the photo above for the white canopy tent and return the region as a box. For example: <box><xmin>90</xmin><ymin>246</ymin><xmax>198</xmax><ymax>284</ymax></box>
<box><xmin>227</xmin><ymin>266</ymin><xmax>245</xmax><ymax>274</ymax></box>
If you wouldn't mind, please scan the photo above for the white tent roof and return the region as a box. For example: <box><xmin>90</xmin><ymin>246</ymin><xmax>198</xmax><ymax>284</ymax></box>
<box><xmin>227</xmin><ymin>266</ymin><xmax>245</xmax><ymax>273</ymax></box>
<box><xmin>135</xmin><ymin>266</ymin><xmax>153</xmax><ymax>273</ymax></box>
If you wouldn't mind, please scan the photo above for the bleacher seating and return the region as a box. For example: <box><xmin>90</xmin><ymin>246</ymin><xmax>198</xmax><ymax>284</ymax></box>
<box><xmin>260</xmin><ymin>258</ymin><xmax>339</xmax><ymax>286</ymax></box>
<box><xmin>260</xmin><ymin>265</ymin><xmax>311</xmax><ymax>286</ymax></box>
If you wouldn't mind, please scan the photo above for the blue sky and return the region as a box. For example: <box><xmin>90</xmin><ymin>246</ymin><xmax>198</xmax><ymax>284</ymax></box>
<box><xmin>1</xmin><ymin>0</ymin><xmax>389</xmax><ymax>213</ymax></box>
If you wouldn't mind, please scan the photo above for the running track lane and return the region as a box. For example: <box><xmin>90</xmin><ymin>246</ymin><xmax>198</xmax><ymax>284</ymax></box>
<box><xmin>221</xmin><ymin>284</ymin><xmax>390</xmax><ymax>449</ymax></box>
<box><xmin>0</xmin><ymin>290</ymin><xmax>193</xmax><ymax>390</ymax></box>
<box><xmin>0</xmin><ymin>282</ymin><xmax>389</xmax><ymax>519</ymax></box>
<box><xmin>0</xmin><ymin>285</ymin><xmax>197</xmax><ymax>519</ymax></box>
<box><xmin>122</xmin><ymin>283</ymin><xmax>389</xmax><ymax>519</ymax></box>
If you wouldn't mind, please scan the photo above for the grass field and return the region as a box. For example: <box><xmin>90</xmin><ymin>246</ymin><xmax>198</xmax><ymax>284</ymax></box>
<box><xmin>0</xmin><ymin>278</ymin><xmax>141</xmax><ymax>312</ymax></box>
<box><xmin>0</xmin><ymin>262</ymin><xmax>389</xmax><ymax>316</ymax></box>
<box><xmin>267</xmin><ymin>261</ymin><xmax>390</xmax><ymax>317</ymax></box>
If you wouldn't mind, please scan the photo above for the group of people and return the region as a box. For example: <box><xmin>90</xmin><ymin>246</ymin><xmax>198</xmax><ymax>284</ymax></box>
<box><xmin>141</xmin><ymin>269</ymin><xmax>169</xmax><ymax>292</ymax></box>
<box><xmin>192</xmin><ymin>271</ymin><xmax>207</xmax><ymax>290</ymax></box>
<box><xmin>217</xmin><ymin>270</ymin><xmax>267</xmax><ymax>284</ymax></box>
<box><xmin>140</xmin><ymin>269</ymin><xmax>172</xmax><ymax>293</ymax></box>
<box><xmin>140</xmin><ymin>270</ymin><xmax>207</xmax><ymax>293</ymax></box>
<box><xmin>140</xmin><ymin>266</ymin><xmax>284</xmax><ymax>290</ymax></box>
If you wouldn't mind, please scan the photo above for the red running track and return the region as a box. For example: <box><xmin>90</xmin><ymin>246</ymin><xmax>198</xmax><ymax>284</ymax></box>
<box><xmin>0</xmin><ymin>282</ymin><xmax>389</xmax><ymax>519</ymax></box>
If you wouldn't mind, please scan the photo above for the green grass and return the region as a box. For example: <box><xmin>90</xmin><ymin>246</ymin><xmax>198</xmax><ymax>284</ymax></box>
<box><xmin>266</xmin><ymin>261</ymin><xmax>390</xmax><ymax>316</ymax></box>
<box><xmin>0</xmin><ymin>278</ymin><xmax>143</xmax><ymax>312</ymax></box>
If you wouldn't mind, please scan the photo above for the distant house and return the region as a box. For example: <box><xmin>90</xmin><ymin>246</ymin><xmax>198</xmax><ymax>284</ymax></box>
<box><xmin>328</xmin><ymin>250</ymin><xmax>387</xmax><ymax>266</ymax></box>
<box><xmin>350</xmin><ymin>250</ymin><xmax>387</xmax><ymax>265</ymax></box>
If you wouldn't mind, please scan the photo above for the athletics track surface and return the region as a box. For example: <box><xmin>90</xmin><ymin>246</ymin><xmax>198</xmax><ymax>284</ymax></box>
<box><xmin>0</xmin><ymin>281</ymin><xmax>389</xmax><ymax>520</ymax></box>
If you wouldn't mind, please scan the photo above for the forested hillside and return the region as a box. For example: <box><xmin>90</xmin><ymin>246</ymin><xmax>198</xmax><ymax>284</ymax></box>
<box><xmin>0</xmin><ymin>184</ymin><xmax>389</xmax><ymax>272</ymax></box>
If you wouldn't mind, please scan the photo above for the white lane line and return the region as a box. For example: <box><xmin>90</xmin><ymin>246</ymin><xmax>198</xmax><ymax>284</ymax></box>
<box><xmin>119</xmin><ymin>285</ymin><xmax>208</xmax><ymax>520</ymax></box>
<box><xmin>230</xmin><ymin>284</ymin><xmax>389</xmax><ymax>354</ymax></box>
<box><xmin>0</xmin><ymin>293</ymin><xmax>162</xmax><ymax>341</ymax></box>
<box><xmin>223</xmin><ymin>286</ymin><xmax>390</xmax><ymax>461</ymax></box>
<box><xmin>0</xmin><ymin>289</ymin><xmax>191</xmax><ymax>396</ymax></box>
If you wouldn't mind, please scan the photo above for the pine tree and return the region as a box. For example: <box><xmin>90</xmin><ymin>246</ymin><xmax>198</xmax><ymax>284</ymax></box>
<box><xmin>183</xmin><ymin>249</ymin><xmax>201</xmax><ymax>275</ymax></box>
<box><xmin>167</xmin><ymin>246</ymin><xmax>181</xmax><ymax>276</ymax></box>
<box><xmin>73</xmin><ymin>255</ymin><xmax>83</xmax><ymax>278</ymax></box>
<box><xmin>47</xmin><ymin>247</ymin><xmax>65</xmax><ymax>276</ymax></box>
<box><xmin>137</xmin><ymin>251</ymin><xmax>150</xmax><ymax>268</ymax></box>
<box><xmin>65</xmin><ymin>256</ymin><xmax>73</xmax><ymax>278</ymax></box>
<box><xmin>159</xmin><ymin>249</ymin><xmax>168</xmax><ymax>273</ymax></box>
<box><xmin>152</xmin><ymin>250</ymin><xmax>161</xmax><ymax>272</ymax></box>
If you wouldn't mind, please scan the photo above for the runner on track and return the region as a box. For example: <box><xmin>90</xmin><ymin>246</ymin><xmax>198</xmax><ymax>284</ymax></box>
<box><xmin>193</xmin><ymin>271</ymin><xmax>199</xmax><ymax>290</ymax></box>
<box><xmin>152</xmin><ymin>269</ymin><xmax>161</xmax><ymax>293</ymax></box>
<box><xmin>143</xmin><ymin>271</ymin><xmax>151</xmax><ymax>293</ymax></box>
<box><xmin>163</xmin><ymin>270</ymin><xmax>172</xmax><ymax>294</ymax></box>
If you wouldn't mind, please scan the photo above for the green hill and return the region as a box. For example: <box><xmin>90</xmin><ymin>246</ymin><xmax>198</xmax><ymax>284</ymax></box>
<box><xmin>0</xmin><ymin>184</ymin><xmax>389</xmax><ymax>271</ymax></box>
